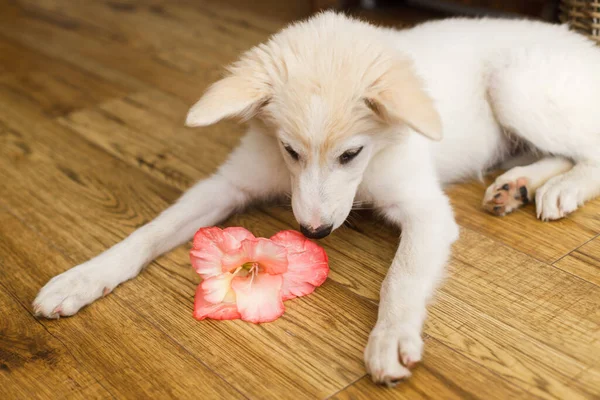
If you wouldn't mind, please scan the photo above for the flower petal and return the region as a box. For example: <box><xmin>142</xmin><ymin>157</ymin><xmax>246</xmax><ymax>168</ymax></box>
<box><xmin>200</xmin><ymin>273</ymin><xmax>235</xmax><ymax>304</ymax></box>
<box><xmin>193</xmin><ymin>284</ymin><xmax>240</xmax><ymax>321</ymax></box>
<box><xmin>271</xmin><ymin>230</ymin><xmax>329</xmax><ymax>300</ymax></box>
<box><xmin>220</xmin><ymin>242</ymin><xmax>251</xmax><ymax>272</ymax></box>
<box><xmin>223</xmin><ymin>227</ymin><xmax>255</xmax><ymax>244</ymax></box>
<box><xmin>222</xmin><ymin>238</ymin><xmax>289</xmax><ymax>274</ymax></box>
<box><xmin>190</xmin><ymin>227</ymin><xmax>228</xmax><ymax>278</ymax></box>
<box><xmin>270</xmin><ymin>230</ymin><xmax>307</xmax><ymax>251</ymax></box>
<box><xmin>231</xmin><ymin>274</ymin><xmax>285</xmax><ymax>323</ymax></box>
<box><xmin>190</xmin><ymin>245</ymin><xmax>223</xmax><ymax>278</ymax></box>
<box><xmin>191</xmin><ymin>227</ymin><xmax>257</xmax><ymax>277</ymax></box>
<box><xmin>192</xmin><ymin>226</ymin><xmax>227</xmax><ymax>249</ymax></box>
<box><xmin>248</xmin><ymin>238</ymin><xmax>289</xmax><ymax>274</ymax></box>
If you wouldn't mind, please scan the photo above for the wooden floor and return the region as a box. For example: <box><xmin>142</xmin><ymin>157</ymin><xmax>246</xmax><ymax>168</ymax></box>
<box><xmin>0</xmin><ymin>0</ymin><xmax>599</xmax><ymax>399</ymax></box>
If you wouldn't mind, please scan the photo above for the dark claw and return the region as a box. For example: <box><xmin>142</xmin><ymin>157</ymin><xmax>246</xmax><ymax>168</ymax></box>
<box><xmin>520</xmin><ymin>186</ymin><xmax>529</xmax><ymax>205</ymax></box>
<box><xmin>493</xmin><ymin>206</ymin><xmax>503</xmax><ymax>213</ymax></box>
<box><xmin>501</xmin><ymin>184</ymin><xmax>510</xmax><ymax>191</ymax></box>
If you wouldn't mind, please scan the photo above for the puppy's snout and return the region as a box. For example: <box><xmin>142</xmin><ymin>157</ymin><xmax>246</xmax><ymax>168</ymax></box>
<box><xmin>300</xmin><ymin>224</ymin><xmax>333</xmax><ymax>239</ymax></box>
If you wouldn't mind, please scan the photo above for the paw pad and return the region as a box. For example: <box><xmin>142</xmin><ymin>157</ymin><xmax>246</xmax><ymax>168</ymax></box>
<box><xmin>483</xmin><ymin>177</ymin><xmax>530</xmax><ymax>216</ymax></box>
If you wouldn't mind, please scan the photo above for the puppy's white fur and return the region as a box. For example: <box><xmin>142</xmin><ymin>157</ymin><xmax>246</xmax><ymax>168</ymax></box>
<box><xmin>34</xmin><ymin>13</ymin><xmax>600</xmax><ymax>387</ymax></box>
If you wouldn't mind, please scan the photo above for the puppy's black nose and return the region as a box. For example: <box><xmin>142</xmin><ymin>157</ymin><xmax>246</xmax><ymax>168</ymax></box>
<box><xmin>300</xmin><ymin>224</ymin><xmax>333</xmax><ymax>239</ymax></box>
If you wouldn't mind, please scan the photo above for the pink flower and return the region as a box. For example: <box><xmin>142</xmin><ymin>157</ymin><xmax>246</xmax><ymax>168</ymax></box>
<box><xmin>190</xmin><ymin>227</ymin><xmax>329</xmax><ymax>323</ymax></box>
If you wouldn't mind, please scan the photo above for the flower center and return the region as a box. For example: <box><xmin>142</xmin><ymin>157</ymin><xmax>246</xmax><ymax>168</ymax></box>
<box><xmin>242</xmin><ymin>261</ymin><xmax>259</xmax><ymax>271</ymax></box>
<box><xmin>233</xmin><ymin>262</ymin><xmax>260</xmax><ymax>283</ymax></box>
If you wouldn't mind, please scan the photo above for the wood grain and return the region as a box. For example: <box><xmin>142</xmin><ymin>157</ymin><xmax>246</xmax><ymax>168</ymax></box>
<box><xmin>0</xmin><ymin>283</ymin><xmax>110</xmax><ymax>400</ymax></box>
<box><xmin>0</xmin><ymin>210</ymin><xmax>242</xmax><ymax>400</ymax></box>
<box><xmin>332</xmin><ymin>338</ymin><xmax>531</xmax><ymax>400</ymax></box>
<box><xmin>0</xmin><ymin>0</ymin><xmax>599</xmax><ymax>399</ymax></box>
<box><xmin>554</xmin><ymin>236</ymin><xmax>600</xmax><ymax>287</ymax></box>
<box><xmin>447</xmin><ymin>179</ymin><xmax>600</xmax><ymax>263</ymax></box>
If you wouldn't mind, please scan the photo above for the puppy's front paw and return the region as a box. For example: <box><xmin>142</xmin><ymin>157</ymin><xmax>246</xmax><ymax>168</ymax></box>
<box><xmin>33</xmin><ymin>264</ymin><xmax>110</xmax><ymax>319</ymax></box>
<box><xmin>364</xmin><ymin>324</ymin><xmax>423</xmax><ymax>387</ymax></box>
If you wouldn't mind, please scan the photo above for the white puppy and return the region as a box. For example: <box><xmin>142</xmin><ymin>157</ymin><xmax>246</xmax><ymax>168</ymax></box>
<box><xmin>34</xmin><ymin>12</ymin><xmax>600</xmax><ymax>386</ymax></box>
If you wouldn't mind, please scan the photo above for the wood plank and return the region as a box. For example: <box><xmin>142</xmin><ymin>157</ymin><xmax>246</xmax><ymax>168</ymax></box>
<box><xmin>428</xmin><ymin>292</ymin><xmax>594</xmax><ymax>399</ymax></box>
<box><xmin>447</xmin><ymin>179</ymin><xmax>600</xmax><ymax>263</ymax></box>
<box><xmin>0</xmin><ymin>68</ymin><xmax>127</xmax><ymax>119</ymax></box>
<box><xmin>0</xmin><ymin>211</ymin><xmax>243</xmax><ymax>400</ymax></box>
<box><xmin>332</xmin><ymin>339</ymin><xmax>530</xmax><ymax>400</ymax></box>
<box><xmin>0</xmin><ymin>6</ymin><xmax>196</xmax><ymax>104</ymax></box>
<box><xmin>0</xmin><ymin>0</ymin><xmax>269</xmax><ymax>105</ymax></box>
<box><xmin>572</xmin><ymin>368</ymin><xmax>600</xmax><ymax>395</ymax></box>
<box><xmin>0</xmin><ymin>36</ymin><xmax>71</xmax><ymax>78</ymax></box>
<box><xmin>57</xmin><ymin>95</ymin><xmax>232</xmax><ymax>190</ymax></box>
<box><xmin>0</xmin><ymin>282</ymin><xmax>111</xmax><ymax>400</ymax></box>
<box><xmin>97</xmin><ymin>89</ymin><xmax>245</xmax><ymax>149</ymax></box>
<box><xmin>20</xmin><ymin>0</ymin><xmax>260</xmax><ymax>57</ymax></box>
<box><xmin>553</xmin><ymin>236</ymin><xmax>600</xmax><ymax>287</ymax></box>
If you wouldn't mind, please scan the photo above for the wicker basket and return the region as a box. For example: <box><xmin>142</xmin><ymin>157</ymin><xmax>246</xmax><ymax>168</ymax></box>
<box><xmin>560</xmin><ymin>0</ymin><xmax>600</xmax><ymax>43</ymax></box>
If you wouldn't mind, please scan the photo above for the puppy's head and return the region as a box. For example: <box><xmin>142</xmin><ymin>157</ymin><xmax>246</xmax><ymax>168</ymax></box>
<box><xmin>186</xmin><ymin>12</ymin><xmax>441</xmax><ymax>239</ymax></box>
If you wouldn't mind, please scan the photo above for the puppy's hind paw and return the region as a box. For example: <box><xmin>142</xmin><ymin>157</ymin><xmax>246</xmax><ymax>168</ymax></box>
<box><xmin>535</xmin><ymin>177</ymin><xmax>582</xmax><ymax>221</ymax></box>
<box><xmin>483</xmin><ymin>177</ymin><xmax>530</xmax><ymax>216</ymax></box>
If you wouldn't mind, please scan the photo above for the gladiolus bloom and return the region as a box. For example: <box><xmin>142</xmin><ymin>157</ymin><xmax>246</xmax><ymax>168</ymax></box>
<box><xmin>191</xmin><ymin>227</ymin><xmax>328</xmax><ymax>323</ymax></box>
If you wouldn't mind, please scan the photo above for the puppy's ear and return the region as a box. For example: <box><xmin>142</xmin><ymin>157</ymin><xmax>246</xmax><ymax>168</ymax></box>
<box><xmin>186</xmin><ymin>58</ymin><xmax>270</xmax><ymax>127</ymax></box>
<box><xmin>365</xmin><ymin>59</ymin><xmax>442</xmax><ymax>141</ymax></box>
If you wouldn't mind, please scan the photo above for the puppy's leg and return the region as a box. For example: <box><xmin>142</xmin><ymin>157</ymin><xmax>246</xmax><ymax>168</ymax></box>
<box><xmin>488</xmin><ymin>47</ymin><xmax>600</xmax><ymax>220</ymax></box>
<box><xmin>33</xmin><ymin>129</ymin><xmax>288</xmax><ymax>318</ymax></box>
<box><xmin>363</xmin><ymin>164</ymin><xmax>459</xmax><ymax>387</ymax></box>
<box><xmin>535</xmin><ymin>162</ymin><xmax>600</xmax><ymax>220</ymax></box>
<box><xmin>483</xmin><ymin>156</ymin><xmax>574</xmax><ymax>216</ymax></box>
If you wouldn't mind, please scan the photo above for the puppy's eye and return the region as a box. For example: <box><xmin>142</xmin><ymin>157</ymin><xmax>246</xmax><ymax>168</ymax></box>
<box><xmin>284</xmin><ymin>145</ymin><xmax>300</xmax><ymax>161</ymax></box>
<box><xmin>339</xmin><ymin>147</ymin><xmax>363</xmax><ymax>165</ymax></box>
